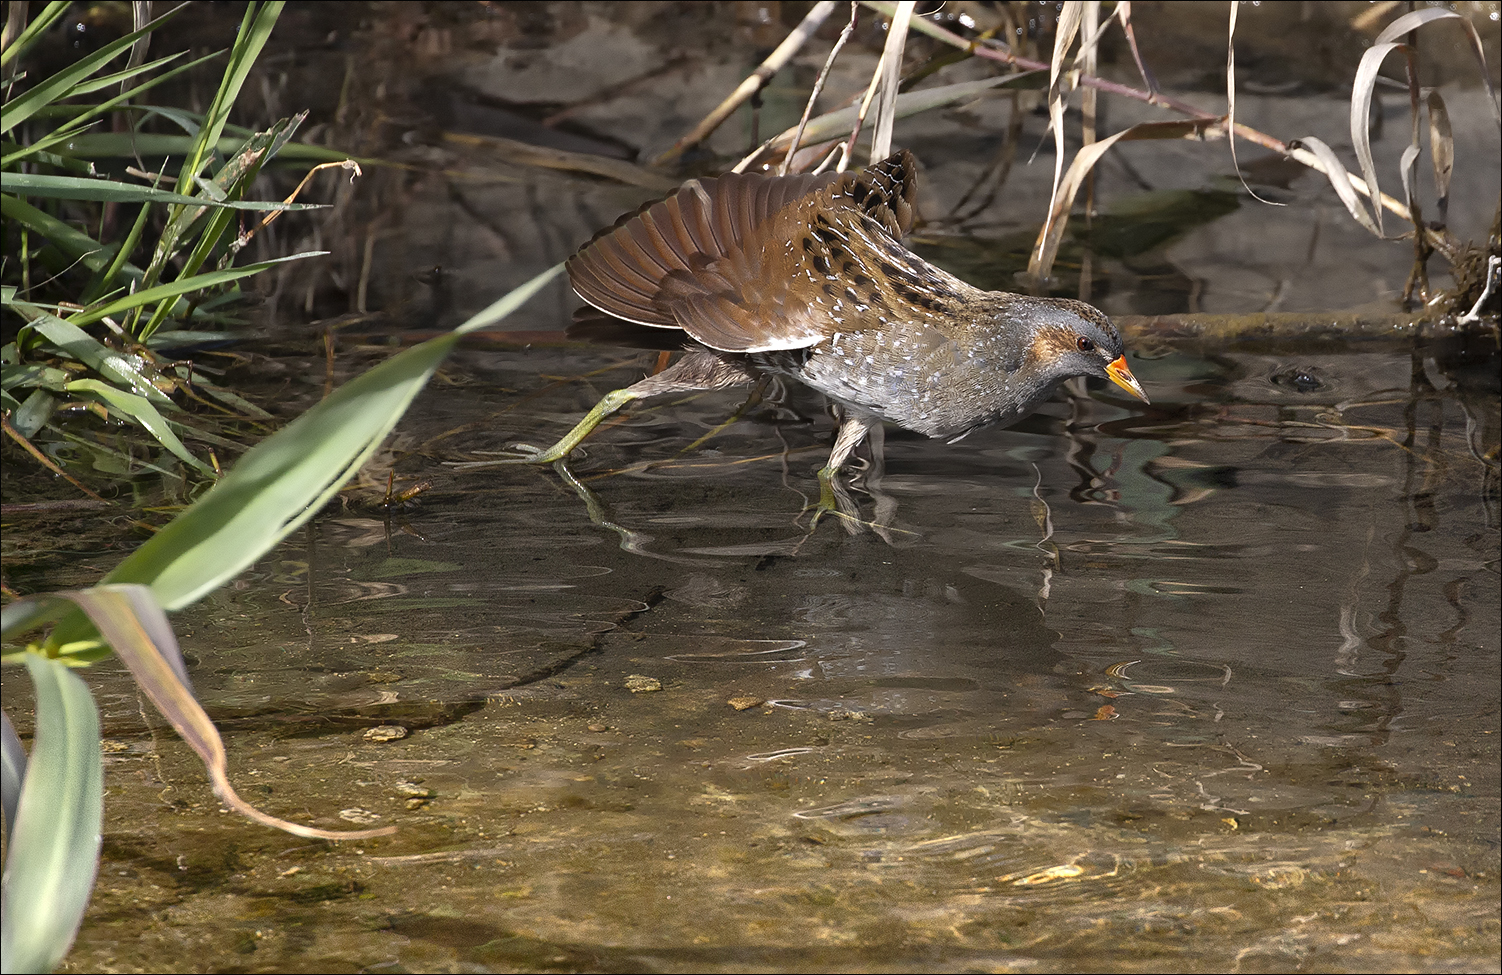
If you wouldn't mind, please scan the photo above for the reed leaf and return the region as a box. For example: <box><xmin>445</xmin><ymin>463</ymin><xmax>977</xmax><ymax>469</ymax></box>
<box><xmin>0</xmin><ymin>654</ymin><xmax>102</xmax><ymax>975</ymax></box>
<box><xmin>45</xmin><ymin>263</ymin><xmax>562</xmax><ymax>654</ymax></box>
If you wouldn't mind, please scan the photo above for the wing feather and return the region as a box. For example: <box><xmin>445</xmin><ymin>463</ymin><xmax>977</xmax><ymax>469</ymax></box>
<box><xmin>566</xmin><ymin>152</ymin><xmax>920</xmax><ymax>350</ymax></box>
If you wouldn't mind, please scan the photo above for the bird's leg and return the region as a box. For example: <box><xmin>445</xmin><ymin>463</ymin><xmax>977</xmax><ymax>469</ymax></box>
<box><xmin>861</xmin><ymin>422</ymin><xmax>901</xmax><ymax>541</ymax></box>
<box><xmin>500</xmin><ymin>386</ymin><xmax>642</xmax><ymax>464</ymax></box>
<box><xmin>462</xmin><ymin>351</ymin><xmax>758</xmax><ymax>467</ymax></box>
<box><xmin>812</xmin><ymin>411</ymin><xmax>877</xmax><ymax>526</ymax></box>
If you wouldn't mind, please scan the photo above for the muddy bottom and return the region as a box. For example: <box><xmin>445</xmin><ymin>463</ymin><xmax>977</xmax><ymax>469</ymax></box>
<box><xmin>12</xmin><ymin>336</ymin><xmax>1494</xmax><ymax>974</ymax></box>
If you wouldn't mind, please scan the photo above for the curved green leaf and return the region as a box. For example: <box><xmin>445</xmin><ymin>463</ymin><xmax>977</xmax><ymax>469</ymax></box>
<box><xmin>64</xmin><ymin>379</ymin><xmax>214</xmax><ymax>474</ymax></box>
<box><xmin>59</xmin><ymin>263</ymin><xmax>562</xmax><ymax>621</ymax></box>
<box><xmin>1</xmin><ymin>4</ymin><xmax>184</xmax><ymax>133</ymax></box>
<box><xmin>67</xmin><ymin>251</ymin><xmax>325</xmax><ymax>328</ymax></box>
<box><xmin>173</xmin><ymin>3</ymin><xmax>284</xmax><ymax>197</ymax></box>
<box><xmin>4</xmin><ymin>173</ymin><xmax>322</xmax><ymax>211</ymax></box>
<box><xmin>0</xmin><ymin>2</ymin><xmax>70</xmax><ymax>69</ymax></box>
<box><xmin>16</xmin><ymin>310</ymin><xmax>170</xmax><ymax>403</ymax></box>
<box><xmin>1</xmin><ymin>712</ymin><xmax>25</xmax><ymax>848</ymax></box>
<box><xmin>41</xmin><ymin>131</ymin><xmax>361</xmax><ymax>164</ymax></box>
<box><xmin>0</xmin><ymin>655</ymin><xmax>102</xmax><ymax>975</ymax></box>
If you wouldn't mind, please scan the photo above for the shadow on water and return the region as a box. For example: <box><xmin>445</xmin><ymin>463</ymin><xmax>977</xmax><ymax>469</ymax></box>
<box><xmin>2</xmin><ymin>2</ymin><xmax>1498</xmax><ymax>972</ymax></box>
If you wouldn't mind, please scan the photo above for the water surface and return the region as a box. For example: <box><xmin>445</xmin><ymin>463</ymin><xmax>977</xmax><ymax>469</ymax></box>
<box><xmin>3</xmin><ymin>3</ymin><xmax>1498</xmax><ymax>972</ymax></box>
<box><xmin>22</xmin><ymin>336</ymin><xmax>1495</xmax><ymax>973</ymax></box>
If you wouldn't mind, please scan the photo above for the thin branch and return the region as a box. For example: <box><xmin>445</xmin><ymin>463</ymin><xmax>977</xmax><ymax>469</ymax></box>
<box><xmin>781</xmin><ymin>2</ymin><xmax>858</xmax><ymax>175</ymax></box>
<box><xmin>654</xmin><ymin>0</ymin><xmax>839</xmax><ymax>165</ymax></box>
<box><xmin>2</xmin><ymin>414</ymin><xmax>109</xmax><ymax>501</ymax></box>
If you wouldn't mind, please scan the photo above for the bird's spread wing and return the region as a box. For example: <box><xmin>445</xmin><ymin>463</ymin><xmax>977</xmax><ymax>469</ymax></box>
<box><xmin>566</xmin><ymin>152</ymin><xmax>919</xmax><ymax>353</ymax></box>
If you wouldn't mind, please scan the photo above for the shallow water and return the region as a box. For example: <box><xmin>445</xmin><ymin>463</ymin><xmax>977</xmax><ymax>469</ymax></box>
<box><xmin>12</xmin><ymin>334</ymin><xmax>1493</xmax><ymax>974</ymax></box>
<box><xmin>4</xmin><ymin>2</ymin><xmax>1500</xmax><ymax>973</ymax></box>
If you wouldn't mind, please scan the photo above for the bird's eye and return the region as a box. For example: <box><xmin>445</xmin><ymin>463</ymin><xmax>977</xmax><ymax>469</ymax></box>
<box><xmin>1076</xmin><ymin>336</ymin><xmax>1096</xmax><ymax>354</ymax></box>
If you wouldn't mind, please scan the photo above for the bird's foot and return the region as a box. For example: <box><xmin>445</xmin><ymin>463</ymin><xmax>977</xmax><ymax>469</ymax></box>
<box><xmin>445</xmin><ymin>441</ymin><xmax>574</xmax><ymax>470</ymax></box>
<box><xmin>806</xmin><ymin>466</ymin><xmax>871</xmax><ymax>535</ymax></box>
<box><xmin>805</xmin><ymin>465</ymin><xmax>916</xmax><ymax>542</ymax></box>
<box><xmin>447</xmin><ymin>388</ymin><xmax>643</xmax><ymax>471</ymax></box>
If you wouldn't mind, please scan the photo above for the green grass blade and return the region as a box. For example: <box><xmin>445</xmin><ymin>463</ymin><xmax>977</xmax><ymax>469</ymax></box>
<box><xmin>1</xmin><ymin>712</ymin><xmax>25</xmax><ymax>849</ymax></box>
<box><xmin>1</xmin><ymin>4</ymin><xmax>184</xmax><ymax>133</ymax></box>
<box><xmin>65</xmin><ymin>379</ymin><xmax>214</xmax><ymax>474</ymax></box>
<box><xmin>134</xmin><ymin>10</ymin><xmax>293</xmax><ymax>327</ymax></box>
<box><xmin>68</xmin><ymin>50</ymin><xmax>189</xmax><ymax>96</ymax></box>
<box><xmin>66</xmin><ymin>251</ymin><xmax>325</xmax><ymax>328</ymax></box>
<box><xmin>0</xmin><ymin>137</ymin><xmax>96</xmax><ymax>173</ymax></box>
<box><xmin>157</xmin><ymin>114</ymin><xmax>308</xmax><ymax>314</ymax></box>
<box><xmin>1</xmin><ymin>193</ymin><xmax>141</xmax><ymax>283</ymax></box>
<box><xmin>172</xmin><ymin>2</ymin><xmax>283</xmax><ymax>196</ymax></box>
<box><xmin>1</xmin><ymin>597</ymin><xmax>71</xmax><ymax>641</ymax></box>
<box><xmin>4</xmin><ymin>173</ymin><xmax>322</xmax><ymax>210</ymax></box>
<box><xmin>2</xmin><ymin>364</ymin><xmax>71</xmax><ymax>392</ymax></box>
<box><xmin>13</xmin><ymin>389</ymin><xmax>58</xmax><ymax>436</ymax></box>
<box><xmin>137</xmin><ymin>116</ymin><xmax>309</xmax><ymax>335</ymax></box>
<box><xmin>1</xmin><ymin>50</ymin><xmax>226</xmax><ymax>168</ymax></box>
<box><xmin>0</xmin><ymin>1</ymin><xmax>70</xmax><ymax>68</ymax></box>
<box><xmin>40</xmin><ymin>264</ymin><xmax>559</xmax><ymax>656</ymax></box>
<box><xmin>36</xmin><ymin>131</ymin><xmax>361</xmax><ymax>164</ymax></box>
<box><xmin>79</xmin><ymin>264</ymin><xmax>558</xmax><ymax>616</ymax></box>
<box><xmin>84</xmin><ymin>201</ymin><xmax>153</xmax><ymax>305</ymax></box>
<box><xmin>171</xmin><ymin>371</ymin><xmax>273</xmax><ymax>419</ymax></box>
<box><xmin>0</xmin><ymin>654</ymin><xmax>103</xmax><ymax>975</ymax></box>
<box><xmin>16</xmin><ymin>309</ymin><xmax>171</xmax><ymax>403</ymax></box>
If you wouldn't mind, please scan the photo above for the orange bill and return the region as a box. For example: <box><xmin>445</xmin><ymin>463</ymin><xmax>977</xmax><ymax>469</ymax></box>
<box><xmin>1106</xmin><ymin>355</ymin><xmax>1150</xmax><ymax>403</ymax></box>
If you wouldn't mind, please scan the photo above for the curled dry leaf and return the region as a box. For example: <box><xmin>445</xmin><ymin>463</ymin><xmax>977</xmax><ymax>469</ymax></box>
<box><xmin>1349</xmin><ymin>39</ymin><xmax>1415</xmax><ymax>238</ymax></box>
<box><xmin>1028</xmin><ymin>117</ymin><xmax>1227</xmax><ymax>283</ymax></box>
<box><xmin>1285</xmin><ymin>136</ymin><xmax>1381</xmax><ymax>237</ymax></box>
<box><xmin>1328</xmin><ymin>7</ymin><xmax>1497</xmax><ymax>242</ymax></box>
<box><xmin>60</xmin><ymin>584</ymin><xmax>397</xmax><ymax>841</ymax></box>
<box><xmin>1373</xmin><ymin>9</ymin><xmax>1500</xmax><ymax>126</ymax></box>
<box><xmin>1225</xmin><ymin>1</ymin><xmax>1282</xmax><ymax>207</ymax></box>
<box><xmin>1425</xmin><ymin>90</ymin><xmax>1453</xmax><ymax>224</ymax></box>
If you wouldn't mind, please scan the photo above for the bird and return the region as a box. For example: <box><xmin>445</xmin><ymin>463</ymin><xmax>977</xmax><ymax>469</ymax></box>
<box><xmin>505</xmin><ymin>150</ymin><xmax>1149</xmax><ymax>503</ymax></box>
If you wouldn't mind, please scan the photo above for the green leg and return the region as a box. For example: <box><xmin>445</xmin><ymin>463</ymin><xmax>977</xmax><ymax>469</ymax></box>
<box><xmin>810</xmin><ymin>463</ymin><xmax>845</xmax><ymax>529</ymax></box>
<box><xmin>450</xmin><ymin>351</ymin><xmax>761</xmax><ymax>471</ymax></box>
<box><xmin>808</xmin><ymin>413</ymin><xmax>877</xmax><ymax>528</ymax></box>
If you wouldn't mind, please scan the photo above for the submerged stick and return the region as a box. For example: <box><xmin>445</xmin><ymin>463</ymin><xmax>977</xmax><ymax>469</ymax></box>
<box><xmin>1115</xmin><ymin>310</ymin><xmax>1488</xmax><ymax>345</ymax></box>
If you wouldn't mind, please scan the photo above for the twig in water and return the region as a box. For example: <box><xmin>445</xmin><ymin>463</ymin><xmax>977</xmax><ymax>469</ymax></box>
<box><xmin>2</xmin><ymin>414</ymin><xmax>108</xmax><ymax>501</ymax></box>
